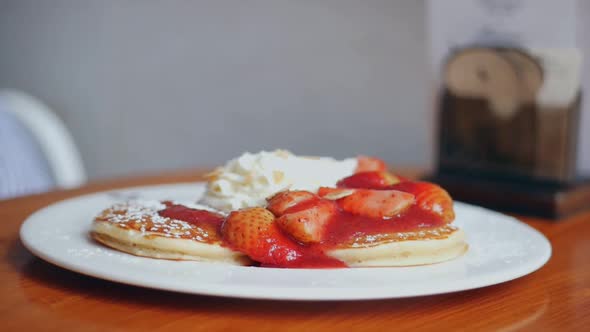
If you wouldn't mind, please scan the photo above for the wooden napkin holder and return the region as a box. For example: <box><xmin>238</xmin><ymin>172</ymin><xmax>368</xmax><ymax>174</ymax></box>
<box><xmin>428</xmin><ymin>47</ymin><xmax>590</xmax><ymax>219</ymax></box>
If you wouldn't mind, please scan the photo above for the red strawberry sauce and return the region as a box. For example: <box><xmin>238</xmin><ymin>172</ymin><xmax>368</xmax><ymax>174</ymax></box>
<box><xmin>321</xmin><ymin>205</ymin><xmax>445</xmax><ymax>247</ymax></box>
<box><xmin>263</xmin><ymin>205</ymin><xmax>444</xmax><ymax>268</ymax></box>
<box><xmin>157</xmin><ymin>203</ymin><xmax>226</xmax><ymax>243</ymax></box>
<box><xmin>155</xmin><ymin>180</ymin><xmax>447</xmax><ymax>268</ymax></box>
<box><xmin>158</xmin><ymin>203</ymin><xmax>225</xmax><ymax>228</ymax></box>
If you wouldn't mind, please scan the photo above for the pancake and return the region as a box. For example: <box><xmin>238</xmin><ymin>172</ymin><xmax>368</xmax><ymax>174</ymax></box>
<box><xmin>326</xmin><ymin>225</ymin><xmax>467</xmax><ymax>267</ymax></box>
<box><xmin>90</xmin><ymin>200</ymin><xmax>250</xmax><ymax>265</ymax></box>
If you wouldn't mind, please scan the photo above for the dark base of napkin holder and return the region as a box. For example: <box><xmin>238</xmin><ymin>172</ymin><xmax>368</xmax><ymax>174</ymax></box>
<box><xmin>426</xmin><ymin>171</ymin><xmax>590</xmax><ymax>220</ymax></box>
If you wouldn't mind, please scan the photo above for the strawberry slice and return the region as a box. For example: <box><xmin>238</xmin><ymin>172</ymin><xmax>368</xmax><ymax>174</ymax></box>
<box><xmin>356</xmin><ymin>156</ymin><xmax>387</xmax><ymax>173</ymax></box>
<box><xmin>221</xmin><ymin>207</ymin><xmax>302</xmax><ymax>265</ymax></box>
<box><xmin>336</xmin><ymin>189</ymin><xmax>414</xmax><ymax>219</ymax></box>
<box><xmin>266</xmin><ymin>190</ymin><xmax>316</xmax><ymax>216</ymax></box>
<box><xmin>318</xmin><ymin>187</ymin><xmax>355</xmax><ymax>200</ymax></box>
<box><xmin>337</xmin><ymin>171</ymin><xmax>401</xmax><ymax>189</ymax></box>
<box><xmin>391</xmin><ymin>182</ymin><xmax>455</xmax><ymax>222</ymax></box>
<box><xmin>276</xmin><ymin>200</ymin><xmax>337</xmax><ymax>244</ymax></box>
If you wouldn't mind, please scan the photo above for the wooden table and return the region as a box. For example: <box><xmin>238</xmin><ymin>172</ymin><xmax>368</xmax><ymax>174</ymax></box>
<box><xmin>1</xmin><ymin>170</ymin><xmax>589</xmax><ymax>331</ymax></box>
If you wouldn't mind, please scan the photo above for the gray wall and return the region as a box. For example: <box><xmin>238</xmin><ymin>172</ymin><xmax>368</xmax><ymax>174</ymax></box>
<box><xmin>0</xmin><ymin>1</ymin><xmax>431</xmax><ymax>179</ymax></box>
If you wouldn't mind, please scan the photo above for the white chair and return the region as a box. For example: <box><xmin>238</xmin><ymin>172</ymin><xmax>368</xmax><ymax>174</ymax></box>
<box><xmin>0</xmin><ymin>90</ymin><xmax>86</xmax><ymax>198</ymax></box>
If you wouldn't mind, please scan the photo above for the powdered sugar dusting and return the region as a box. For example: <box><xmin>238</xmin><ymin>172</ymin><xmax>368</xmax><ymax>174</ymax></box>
<box><xmin>93</xmin><ymin>200</ymin><xmax>222</xmax><ymax>242</ymax></box>
<box><xmin>105</xmin><ymin>200</ymin><xmax>167</xmax><ymax>224</ymax></box>
<box><xmin>454</xmin><ymin>202</ymin><xmax>534</xmax><ymax>268</ymax></box>
<box><xmin>465</xmin><ymin>231</ymin><xmax>528</xmax><ymax>267</ymax></box>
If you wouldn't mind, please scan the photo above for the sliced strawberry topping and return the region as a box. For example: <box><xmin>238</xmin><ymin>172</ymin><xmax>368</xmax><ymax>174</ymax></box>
<box><xmin>336</xmin><ymin>189</ymin><xmax>414</xmax><ymax>219</ymax></box>
<box><xmin>318</xmin><ymin>187</ymin><xmax>355</xmax><ymax>200</ymax></box>
<box><xmin>356</xmin><ymin>156</ymin><xmax>387</xmax><ymax>173</ymax></box>
<box><xmin>391</xmin><ymin>181</ymin><xmax>455</xmax><ymax>223</ymax></box>
<box><xmin>337</xmin><ymin>171</ymin><xmax>401</xmax><ymax>189</ymax></box>
<box><xmin>266</xmin><ymin>190</ymin><xmax>316</xmax><ymax>216</ymax></box>
<box><xmin>221</xmin><ymin>207</ymin><xmax>303</xmax><ymax>266</ymax></box>
<box><xmin>276</xmin><ymin>199</ymin><xmax>337</xmax><ymax>244</ymax></box>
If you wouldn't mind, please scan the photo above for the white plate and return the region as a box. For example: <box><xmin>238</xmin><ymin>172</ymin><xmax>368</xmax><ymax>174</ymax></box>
<box><xmin>20</xmin><ymin>182</ymin><xmax>551</xmax><ymax>301</ymax></box>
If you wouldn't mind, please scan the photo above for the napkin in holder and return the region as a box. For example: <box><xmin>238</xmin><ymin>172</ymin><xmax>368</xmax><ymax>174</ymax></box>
<box><xmin>429</xmin><ymin>47</ymin><xmax>589</xmax><ymax>219</ymax></box>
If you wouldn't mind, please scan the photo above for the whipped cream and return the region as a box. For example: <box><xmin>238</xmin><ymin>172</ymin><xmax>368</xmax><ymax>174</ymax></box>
<box><xmin>200</xmin><ymin>150</ymin><xmax>358</xmax><ymax>212</ymax></box>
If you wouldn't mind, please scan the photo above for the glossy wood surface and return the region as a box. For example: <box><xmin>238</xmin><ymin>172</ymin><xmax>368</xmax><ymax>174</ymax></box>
<box><xmin>1</xmin><ymin>169</ymin><xmax>589</xmax><ymax>331</ymax></box>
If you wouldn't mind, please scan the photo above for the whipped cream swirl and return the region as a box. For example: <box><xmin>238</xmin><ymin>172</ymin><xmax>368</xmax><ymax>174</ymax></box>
<box><xmin>200</xmin><ymin>150</ymin><xmax>357</xmax><ymax>212</ymax></box>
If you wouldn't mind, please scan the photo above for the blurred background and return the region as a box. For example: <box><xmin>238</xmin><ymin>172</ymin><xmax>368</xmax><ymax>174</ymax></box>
<box><xmin>0</xmin><ymin>0</ymin><xmax>431</xmax><ymax>181</ymax></box>
<box><xmin>1</xmin><ymin>0</ymin><xmax>589</xmax><ymax>204</ymax></box>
